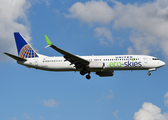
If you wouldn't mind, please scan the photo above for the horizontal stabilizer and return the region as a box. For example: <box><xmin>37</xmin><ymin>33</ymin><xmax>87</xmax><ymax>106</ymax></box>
<box><xmin>4</xmin><ymin>52</ymin><xmax>27</xmax><ymax>61</ymax></box>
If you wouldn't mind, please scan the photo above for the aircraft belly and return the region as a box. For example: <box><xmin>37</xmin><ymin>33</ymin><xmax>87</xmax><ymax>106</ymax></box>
<box><xmin>38</xmin><ymin>62</ymin><xmax>76</xmax><ymax>71</ymax></box>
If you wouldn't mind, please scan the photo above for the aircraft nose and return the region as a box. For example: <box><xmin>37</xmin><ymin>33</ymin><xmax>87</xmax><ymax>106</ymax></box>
<box><xmin>159</xmin><ymin>61</ymin><xmax>166</xmax><ymax>67</ymax></box>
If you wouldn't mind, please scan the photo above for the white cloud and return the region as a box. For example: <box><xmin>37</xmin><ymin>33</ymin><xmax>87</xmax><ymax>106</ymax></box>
<box><xmin>94</xmin><ymin>27</ymin><xmax>113</xmax><ymax>45</ymax></box>
<box><xmin>164</xmin><ymin>92</ymin><xmax>168</xmax><ymax>98</ymax></box>
<box><xmin>65</xmin><ymin>1</ymin><xmax>115</xmax><ymax>24</ymax></box>
<box><xmin>113</xmin><ymin>110</ymin><xmax>119</xmax><ymax>120</ymax></box>
<box><xmin>0</xmin><ymin>0</ymin><xmax>31</xmax><ymax>61</ymax></box>
<box><xmin>96</xmin><ymin>89</ymin><xmax>114</xmax><ymax>103</ymax></box>
<box><xmin>107</xmin><ymin>93</ymin><xmax>113</xmax><ymax>99</ymax></box>
<box><xmin>29</xmin><ymin>0</ymin><xmax>50</xmax><ymax>6</ymax></box>
<box><xmin>113</xmin><ymin>0</ymin><xmax>168</xmax><ymax>38</ymax></box>
<box><xmin>23</xmin><ymin>114</ymin><xmax>33</xmax><ymax>120</ymax></box>
<box><xmin>164</xmin><ymin>92</ymin><xmax>168</xmax><ymax>107</ymax></box>
<box><xmin>107</xmin><ymin>89</ymin><xmax>113</xmax><ymax>100</ymax></box>
<box><xmin>39</xmin><ymin>116</ymin><xmax>45</xmax><ymax>120</ymax></box>
<box><xmin>10</xmin><ymin>117</ymin><xmax>17</xmax><ymax>120</ymax></box>
<box><xmin>60</xmin><ymin>0</ymin><xmax>65</xmax><ymax>4</ymax></box>
<box><xmin>134</xmin><ymin>102</ymin><xmax>168</xmax><ymax>120</ymax></box>
<box><xmin>66</xmin><ymin>0</ymin><xmax>168</xmax><ymax>58</ymax></box>
<box><xmin>45</xmin><ymin>1</ymin><xmax>50</xmax><ymax>6</ymax></box>
<box><xmin>128</xmin><ymin>32</ymin><xmax>158</xmax><ymax>55</ymax></box>
<box><xmin>112</xmin><ymin>0</ymin><xmax>168</xmax><ymax>55</ymax></box>
<box><xmin>41</xmin><ymin>99</ymin><xmax>59</xmax><ymax>107</ymax></box>
<box><xmin>127</xmin><ymin>46</ymin><xmax>134</xmax><ymax>55</ymax></box>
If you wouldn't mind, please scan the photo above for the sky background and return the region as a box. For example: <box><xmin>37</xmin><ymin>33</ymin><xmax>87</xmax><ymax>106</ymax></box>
<box><xmin>0</xmin><ymin>0</ymin><xmax>168</xmax><ymax>120</ymax></box>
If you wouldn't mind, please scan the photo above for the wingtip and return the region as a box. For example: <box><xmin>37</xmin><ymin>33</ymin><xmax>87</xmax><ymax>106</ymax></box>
<box><xmin>45</xmin><ymin>35</ymin><xmax>52</xmax><ymax>45</ymax></box>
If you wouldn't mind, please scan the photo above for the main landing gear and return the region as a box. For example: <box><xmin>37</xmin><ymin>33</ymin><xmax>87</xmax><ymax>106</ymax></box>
<box><xmin>80</xmin><ymin>70</ymin><xmax>91</xmax><ymax>80</ymax></box>
<box><xmin>86</xmin><ymin>73</ymin><xmax>91</xmax><ymax>80</ymax></box>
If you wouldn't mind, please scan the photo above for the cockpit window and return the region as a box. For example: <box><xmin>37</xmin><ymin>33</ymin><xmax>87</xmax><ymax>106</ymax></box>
<box><xmin>152</xmin><ymin>58</ymin><xmax>159</xmax><ymax>60</ymax></box>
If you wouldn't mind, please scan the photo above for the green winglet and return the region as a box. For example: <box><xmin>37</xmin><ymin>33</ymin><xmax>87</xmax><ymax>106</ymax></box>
<box><xmin>132</xmin><ymin>58</ymin><xmax>135</xmax><ymax>61</ymax></box>
<box><xmin>45</xmin><ymin>35</ymin><xmax>52</xmax><ymax>45</ymax></box>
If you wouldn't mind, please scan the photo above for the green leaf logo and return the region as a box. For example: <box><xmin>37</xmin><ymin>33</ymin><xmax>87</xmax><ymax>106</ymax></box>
<box><xmin>132</xmin><ymin>58</ymin><xmax>135</xmax><ymax>61</ymax></box>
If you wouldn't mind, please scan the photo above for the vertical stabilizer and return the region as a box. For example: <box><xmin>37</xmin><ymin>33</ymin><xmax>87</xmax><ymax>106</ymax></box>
<box><xmin>14</xmin><ymin>32</ymin><xmax>38</xmax><ymax>58</ymax></box>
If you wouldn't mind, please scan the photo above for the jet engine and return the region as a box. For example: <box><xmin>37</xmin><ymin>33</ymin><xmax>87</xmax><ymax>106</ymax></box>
<box><xmin>96</xmin><ymin>71</ymin><xmax>114</xmax><ymax>77</ymax></box>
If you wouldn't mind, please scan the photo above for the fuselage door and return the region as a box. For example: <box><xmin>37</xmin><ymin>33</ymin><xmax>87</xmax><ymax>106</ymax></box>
<box><xmin>144</xmin><ymin>57</ymin><xmax>148</xmax><ymax>63</ymax></box>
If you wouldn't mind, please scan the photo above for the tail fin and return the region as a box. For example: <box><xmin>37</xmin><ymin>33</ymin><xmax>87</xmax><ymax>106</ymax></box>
<box><xmin>14</xmin><ymin>32</ymin><xmax>38</xmax><ymax>58</ymax></box>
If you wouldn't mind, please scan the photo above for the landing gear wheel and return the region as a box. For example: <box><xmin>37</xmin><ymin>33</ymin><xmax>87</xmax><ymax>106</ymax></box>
<box><xmin>80</xmin><ymin>71</ymin><xmax>85</xmax><ymax>76</ymax></box>
<box><xmin>148</xmin><ymin>72</ymin><xmax>151</xmax><ymax>76</ymax></box>
<box><xmin>86</xmin><ymin>74</ymin><xmax>91</xmax><ymax>80</ymax></box>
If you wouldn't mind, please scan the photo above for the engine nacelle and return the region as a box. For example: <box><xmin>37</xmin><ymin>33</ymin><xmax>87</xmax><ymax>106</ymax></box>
<box><xmin>96</xmin><ymin>71</ymin><xmax>114</xmax><ymax>77</ymax></box>
<box><xmin>88</xmin><ymin>62</ymin><xmax>104</xmax><ymax>69</ymax></box>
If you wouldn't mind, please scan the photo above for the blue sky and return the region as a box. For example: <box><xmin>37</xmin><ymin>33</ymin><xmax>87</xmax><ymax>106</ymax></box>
<box><xmin>0</xmin><ymin>0</ymin><xmax>168</xmax><ymax>120</ymax></box>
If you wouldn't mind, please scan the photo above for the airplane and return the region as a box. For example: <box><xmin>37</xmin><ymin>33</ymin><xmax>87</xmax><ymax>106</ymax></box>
<box><xmin>4</xmin><ymin>32</ymin><xmax>165</xmax><ymax>80</ymax></box>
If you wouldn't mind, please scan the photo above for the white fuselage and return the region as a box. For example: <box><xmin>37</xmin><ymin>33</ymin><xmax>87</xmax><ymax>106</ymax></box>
<box><xmin>18</xmin><ymin>55</ymin><xmax>165</xmax><ymax>72</ymax></box>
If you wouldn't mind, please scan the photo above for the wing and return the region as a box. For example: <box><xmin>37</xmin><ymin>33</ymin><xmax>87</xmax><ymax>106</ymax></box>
<box><xmin>45</xmin><ymin>35</ymin><xmax>89</xmax><ymax>69</ymax></box>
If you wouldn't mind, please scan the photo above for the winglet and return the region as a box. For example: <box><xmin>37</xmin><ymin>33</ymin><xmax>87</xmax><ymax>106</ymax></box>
<box><xmin>45</xmin><ymin>35</ymin><xmax>52</xmax><ymax>45</ymax></box>
<box><xmin>45</xmin><ymin>35</ymin><xmax>52</xmax><ymax>48</ymax></box>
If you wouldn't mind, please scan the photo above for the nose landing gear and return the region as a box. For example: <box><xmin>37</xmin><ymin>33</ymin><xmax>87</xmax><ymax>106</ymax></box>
<box><xmin>148</xmin><ymin>68</ymin><xmax>156</xmax><ymax>76</ymax></box>
<box><xmin>148</xmin><ymin>72</ymin><xmax>151</xmax><ymax>76</ymax></box>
